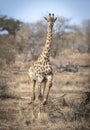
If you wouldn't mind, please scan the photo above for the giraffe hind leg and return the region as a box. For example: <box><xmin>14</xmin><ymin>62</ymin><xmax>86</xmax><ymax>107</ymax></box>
<box><xmin>31</xmin><ymin>80</ymin><xmax>36</xmax><ymax>119</ymax></box>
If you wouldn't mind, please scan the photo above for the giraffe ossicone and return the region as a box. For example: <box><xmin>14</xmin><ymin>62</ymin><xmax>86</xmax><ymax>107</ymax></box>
<box><xmin>28</xmin><ymin>13</ymin><xmax>57</xmax><ymax>117</ymax></box>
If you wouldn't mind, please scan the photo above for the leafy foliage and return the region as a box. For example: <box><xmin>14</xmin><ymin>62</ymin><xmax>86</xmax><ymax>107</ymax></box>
<box><xmin>0</xmin><ymin>15</ymin><xmax>23</xmax><ymax>36</ymax></box>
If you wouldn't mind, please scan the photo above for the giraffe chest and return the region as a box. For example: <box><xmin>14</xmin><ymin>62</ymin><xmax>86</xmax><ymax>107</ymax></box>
<box><xmin>34</xmin><ymin>61</ymin><xmax>52</xmax><ymax>76</ymax></box>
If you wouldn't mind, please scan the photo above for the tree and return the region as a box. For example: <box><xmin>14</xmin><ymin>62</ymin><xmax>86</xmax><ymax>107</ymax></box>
<box><xmin>55</xmin><ymin>16</ymin><xmax>71</xmax><ymax>38</ymax></box>
<box><xmin>0</xmin><ymin>15</ymin><xmax>22</xmax><ymax>37</ymax></box>
<box><xmin>82</xmin><ymin>19</ymin><xmax>90</xmax><ymax>52</ymax></box>
<box><xmin>50</xmin><ymin>16</ymin><xmax>71</xmax><ymax>57</ymax></box>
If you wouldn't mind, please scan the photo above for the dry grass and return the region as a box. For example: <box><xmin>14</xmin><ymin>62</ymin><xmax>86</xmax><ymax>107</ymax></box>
<box><xmin>0</xmin><ymin>51</ymin><xmax>90</xmax><ymax>130</ymax></box>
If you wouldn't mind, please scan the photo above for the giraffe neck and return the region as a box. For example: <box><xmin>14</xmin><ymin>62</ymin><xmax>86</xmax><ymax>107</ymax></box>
<box><xmin>39</xmin><ymin>26</ymin><xmax>53</xmax><ymax>61</ymax></box>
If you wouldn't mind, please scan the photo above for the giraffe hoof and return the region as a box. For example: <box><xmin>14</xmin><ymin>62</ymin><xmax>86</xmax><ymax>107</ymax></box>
<box><xmin>38</xmin><ymin>112</ymin><xmax>48</xmax><ymax>121</ymax></box>
<box><xmin>38</xmin><ymin>112</ymin><xmax>41</xmax><ymax>119</ymax></box>
<box><xmin>43</xmin><ymin>99</ymin><xmax>47</xmax><ymax>105</ymax></box>
<box><xmin>38</xmin><ymin>94</ymin><xmax>43</xmax><ymax>101</ymax></box>
<box><xmin>31</xmin><ymin>112</ymin><xmax>35</xmax><ymax>120</ymax></box>
<box><xmin>28</xmin><ymin>101</ymin><xmax>32</xmax><ymax>105</ymax></box>
<box><xmin>37</xmin><ymin>112</ymin><xmax>44</xmax><ymax>121</ymax></box>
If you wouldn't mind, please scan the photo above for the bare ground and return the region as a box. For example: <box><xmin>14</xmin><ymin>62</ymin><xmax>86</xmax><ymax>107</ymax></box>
<box><xmin>0</xmin><ymin>51</ymin><xmax>90</xmax><ymax>130</ymax></box>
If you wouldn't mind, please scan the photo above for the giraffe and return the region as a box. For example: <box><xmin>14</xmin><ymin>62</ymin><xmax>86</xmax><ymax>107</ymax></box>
<box><xmin>28</xmin><ymin>13</ymin><xmax>57</xmax><ymax>117</ymax></box>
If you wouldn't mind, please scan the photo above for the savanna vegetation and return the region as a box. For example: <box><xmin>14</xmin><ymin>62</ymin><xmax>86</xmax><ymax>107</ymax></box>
<box><xmin>0</xmin><ymin>14</ymin><xmax>90</xmax><ymax>130</ymax></box>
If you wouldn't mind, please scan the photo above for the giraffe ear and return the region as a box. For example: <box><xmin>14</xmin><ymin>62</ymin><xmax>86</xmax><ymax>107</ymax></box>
<box><xmin>54</xmin><ymin>17</ymin><xmax>57</xmax><ymax>22</ymax></box>
<box><xmin>44</xmin><ymin>17</ymin><xmax>48</xmax><ymax>22</ymax></box>
<box><xmin>44</xmin><ymin>17</ymin><xmax>48</xmax><ymax>21</ymax></box>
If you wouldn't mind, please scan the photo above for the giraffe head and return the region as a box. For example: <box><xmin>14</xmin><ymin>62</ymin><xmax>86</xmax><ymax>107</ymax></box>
<box><xmin>44</xmin><ymin>13</ymin><xmax>57</xmax><ymax>28</ymax></box>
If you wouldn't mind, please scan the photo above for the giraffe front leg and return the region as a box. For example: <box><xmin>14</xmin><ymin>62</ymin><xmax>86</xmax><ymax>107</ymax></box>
<box><xmin>39</xmin><ymin>76</ymin><xmax>52</xmax><ymax>121</ymax></box>
<box><xmin>42</xmin><ymin>79</ymin><xmax>46</xmax><ymax>99</ymax></box>
<box><xmin>37</xmin><ymin>81</ymin><xmax>42</xmax><ymax>119</ymax></box>
<box><xmin>37</xmin><ymin>78</ymin><xmax>44</xmax><ymax>101</ymax></box>
<box><xmin>43</xmin><ymin>83</ymin><xmax>52</xmax><ymax>105</ymax></box>
<box><xmin>43</xmin><ymin>75</ymin><xmax>53</xmax><ymax>105</ymax></box>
